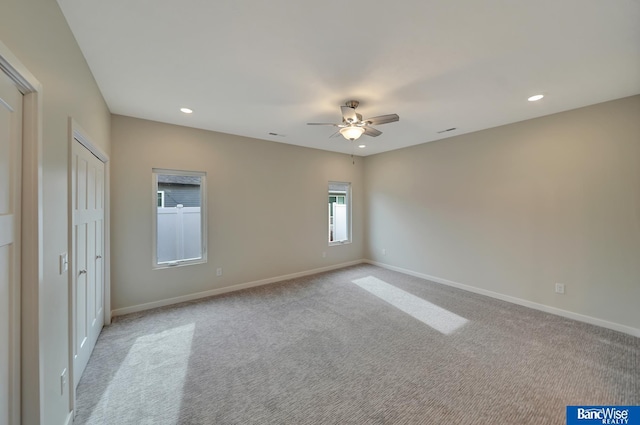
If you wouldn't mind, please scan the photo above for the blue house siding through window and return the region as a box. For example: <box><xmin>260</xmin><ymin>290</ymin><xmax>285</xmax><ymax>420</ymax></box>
<box><xmin>157</xmin><ymin>175</ymin><xmax>201</xmax><ymax>207</ymax></box>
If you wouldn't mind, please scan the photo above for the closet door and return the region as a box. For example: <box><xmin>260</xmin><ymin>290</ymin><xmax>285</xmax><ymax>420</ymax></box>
<box><xmin>71</xmin><ymin>138</ymin><xmax>105</xmax><ymax>388</ymax></box>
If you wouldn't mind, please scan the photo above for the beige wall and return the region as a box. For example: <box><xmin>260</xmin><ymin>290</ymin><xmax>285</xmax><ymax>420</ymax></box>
<box><xmin>111</xmin><ymin>115</ymin><xmax>363</xmax><ymax>311</ymax></box>
<box><xmin>0</xmin><ymin>0</ymin><xmax>111</xmax><ymax>424</ymax></box>
<box><xmin>364</xmin><ymin>95</ymin><xmax>640</xmax><ymax>330</ymax></box>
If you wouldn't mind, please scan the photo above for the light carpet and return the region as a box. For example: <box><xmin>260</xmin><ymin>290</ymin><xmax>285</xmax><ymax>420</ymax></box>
<box><xmin>74</xmin><ymin>264</ymin><xmax>639</xmax><ymax>424</ymax></box>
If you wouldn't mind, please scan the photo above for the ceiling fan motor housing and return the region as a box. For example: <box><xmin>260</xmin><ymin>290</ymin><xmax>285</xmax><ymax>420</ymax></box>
<box><xmin>345</xmin><ymin>100</ymin><xmax>360</xmax><ymax>109</ymax></box>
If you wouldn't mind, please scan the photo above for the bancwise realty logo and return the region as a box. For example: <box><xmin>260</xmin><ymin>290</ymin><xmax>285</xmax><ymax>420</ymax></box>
<box><xmin>567</xmin><ymin>406</ymin><xmax>640</xmax><ymax>425</ymax></box>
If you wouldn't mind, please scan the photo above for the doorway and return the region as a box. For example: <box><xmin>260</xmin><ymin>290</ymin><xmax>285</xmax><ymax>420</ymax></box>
<box><xmin>0</xmin><ymin>57</ymin><xmax>23</xmax><ymax>425</ymax></box>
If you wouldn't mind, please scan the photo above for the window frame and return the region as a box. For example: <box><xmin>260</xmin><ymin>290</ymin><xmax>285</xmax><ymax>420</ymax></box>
<box><xmin>152</xmin><ymin>168</ymin><xmax>208</xmax><ymax>269</ymax></box>
<box><xmin>328</xmin><ymin>181</ymin><xmax>352</xmax><ymax>246</ymax></box>
<box><xmin>157</xmin><ymin>190</ymin><xmax>165</xmax><ymax>207</ymax></box>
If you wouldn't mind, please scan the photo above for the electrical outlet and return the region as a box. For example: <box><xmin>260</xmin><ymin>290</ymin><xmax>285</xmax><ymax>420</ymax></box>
<box><xmin>555</xmin><ymin>283</ymin><xmax>565</xmax><ymax>294</ymax></box>
<box><xmin>216</xmin><ymin>267</ymin><xmax>223</xmax><ymax>277</ymax></box>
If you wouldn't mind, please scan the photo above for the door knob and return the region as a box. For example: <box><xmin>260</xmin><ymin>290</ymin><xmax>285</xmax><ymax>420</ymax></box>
<box><xmin>79</xmin><ymin>270</ymin><xmax>87</xmax><ymax>275</ymax></box>
<box><xmin>96</xmin><ymin>255</ymin><xmax>102</xmax><ymax>259</ymax></box>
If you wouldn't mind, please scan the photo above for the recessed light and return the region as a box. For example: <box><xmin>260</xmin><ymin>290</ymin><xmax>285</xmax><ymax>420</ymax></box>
<box><xmin>180</xmin><ymin>107</ymin><xmax>193</xmax><ymax>114</ymax></box>
<box><xmin>527</xmin><ymin>94</ymin><xmax>544</xmax><ymax>102</ymax></box>
<box><xmin>358</xmin><ymin>144</ymin><xmax>366</xmax><ymax>148</ymax></box>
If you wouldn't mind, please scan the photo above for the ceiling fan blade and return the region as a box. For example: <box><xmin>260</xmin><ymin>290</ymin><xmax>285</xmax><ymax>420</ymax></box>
<box><xmin>341</xmin><ymin>106</ymin><xmax>358</xmax><ymax>123</ymax></box>
<box><xmin>363</xmin><ymin>114</ymin><xmax>399</xmax><ymax>126</ymax></box>
<box><xmin>363</xmin><ymin>126</ymin><xmax>382</xmax><ymax>137</ymax></box>
<box><xmin>307</xmin><ymin>122</ymin><xmax>338</xmax><ymax>126</ymax></box>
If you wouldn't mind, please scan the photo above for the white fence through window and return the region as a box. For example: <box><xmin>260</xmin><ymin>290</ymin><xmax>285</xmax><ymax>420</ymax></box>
<box><xmin>157</xmin><ymin>205</ymin><xmax>202</xmax><ymax>263</ymax></box>
<box><xmin>330</xmin><ymin>203</ymin><xmax>348</xmax><ymax>242</ymax></box>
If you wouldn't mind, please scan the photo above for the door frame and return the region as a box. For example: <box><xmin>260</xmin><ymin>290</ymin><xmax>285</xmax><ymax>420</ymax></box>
<box><xmin>67</xmin><ymin>118</ymin><xmax>110</xmax><ymax>413</ymax></box>
<box><xmin>0</xmin><ymin>41</ymin><xmax>45</xmax><ymax>424</ymax></box>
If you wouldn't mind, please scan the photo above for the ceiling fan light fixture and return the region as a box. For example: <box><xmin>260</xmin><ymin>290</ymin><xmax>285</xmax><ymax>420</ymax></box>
<box><xmin>307</xmin><ymin>100</ymin><xmax>398</xmax><ymax>140</ymax></box>
<box><xmin>340</xmin><ymin>126</ymin><xmax>365</xmax><ymax>141</ymax></box>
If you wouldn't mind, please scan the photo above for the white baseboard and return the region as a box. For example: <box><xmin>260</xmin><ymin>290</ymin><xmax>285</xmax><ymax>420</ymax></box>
<box><xmin>111</xmin><ymin>258</ymin><xmax>639</xmax><ymax>338</ymax></box>
<box><xmin>63</xmin><ymin>410</ymin><xmax>73</xmax><ymax>425</ymax></box>
<box><xmin>365</xmin><ymin>260</ymin><xmax>640</xmax><ymax>338</ymax></box>
<box><xmin>111</xmin><ymin>259</ymin><xmax>365</xmax><ymax>317</ymax></box>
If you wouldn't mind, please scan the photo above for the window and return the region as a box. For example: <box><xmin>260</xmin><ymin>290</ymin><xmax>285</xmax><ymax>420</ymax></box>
<box><xmin>328</xmin><ymin>181</ymin><xmax>351</xmax><ymax>244</ymax></box>
<box><xmin>157</xmin><ymin>191</ymin><xmax>165</xmax><ymax>207</ymax></box>
<box><xmin>153</xmin><ymin>169</ymin><xmax>207</xmax><ymax>268</ymax></box>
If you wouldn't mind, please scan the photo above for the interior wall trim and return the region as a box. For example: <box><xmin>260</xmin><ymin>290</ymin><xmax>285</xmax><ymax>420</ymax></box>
<box><xmin>111</xmin><ymin>259</ymin><xmax>366</xmax><ymax>317</ymax></box>
<box><xmin>0</xmin><ymin>49</ymin><xmax>36</xmax><ymax>94</ymax></box>
<box><xmin>365</xmin><ymin>260</ymin><xmax>640</xmax><ymax>338</ymax></box>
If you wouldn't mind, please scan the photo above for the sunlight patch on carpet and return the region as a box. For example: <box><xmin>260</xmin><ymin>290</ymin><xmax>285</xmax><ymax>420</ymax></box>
<box><xmin>86</xmin><ymin>323</ymin><xmax>195</xmax><ymax>424</ymax></box>
<box><xmin>352</xmin><ymin>276</ymin><xmax>468</xmax><ymax>335</ymax></box>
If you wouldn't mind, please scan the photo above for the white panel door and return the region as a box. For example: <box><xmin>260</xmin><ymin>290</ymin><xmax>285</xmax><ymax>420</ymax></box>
<box><xmin>0</xmin><ymin>67</ymin><xmax>23</xmax><ymax>425</ymax></box>
<box><xmin>72</xmin><ymin>139</ymin><xmax>105</xmax><ymax>388</ymax></box>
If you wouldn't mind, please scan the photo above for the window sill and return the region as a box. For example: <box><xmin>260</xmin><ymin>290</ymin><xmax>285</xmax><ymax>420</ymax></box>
<box><xmin>329</xmin><ymin>240</ymin><xmax>352</xmax><ymax>247</ymax></box>
<box><xmin>153</xmin><ymin>258</ymin><xmax>207</xmax><ymax>270</ymax></box>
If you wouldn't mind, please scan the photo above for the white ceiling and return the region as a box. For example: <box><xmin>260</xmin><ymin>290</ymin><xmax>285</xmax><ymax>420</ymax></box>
<box><xmin>57</xmin><ymin>0</ymin><xmax>640</xmax><ymax>156</ymax></box>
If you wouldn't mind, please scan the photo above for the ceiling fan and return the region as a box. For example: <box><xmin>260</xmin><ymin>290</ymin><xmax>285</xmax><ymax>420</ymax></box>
<box><xmin>307</xmin><ymin>100</ymin><xmax>399</xmax><ymax>141</ymax></box>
